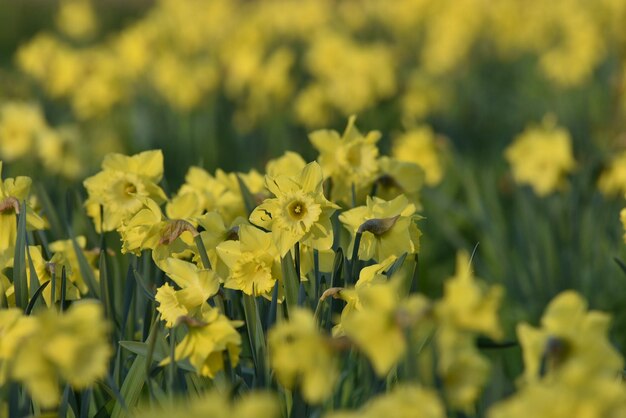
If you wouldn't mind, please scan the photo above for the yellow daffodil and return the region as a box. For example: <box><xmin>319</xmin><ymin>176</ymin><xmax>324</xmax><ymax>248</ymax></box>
<box><xmin>0</xmin><ymin>308</ymin><xmax>38</xmax><ymax>385</ymax></box>
<box><xmin>0</xmin><ymin>161</ymin><xmax>46</xmax><ymax>258</ymax></box>
<box><xmin>268</xmin><ymin>308</ymin><xmax>338</xmax><ymax>403</ymax></box>
<box><xmin>250</xmin><ymin>161</ymin><xmax>338</xmax><ymax>257</ymax></box>
<box><xmin>504</xmin><ymin>117</ymin><xmax>575</xmax><ymax>197</ymax></box>
<box><xmin>133</xmin><ymin>390</ymin><xmax>279</xmax><ymax>418</ymax></box>
<box><xmin>265</xmin><ymin>151</ymin><xmax>306</xmax><ymax>178</ymax></box>
<box><xmin>162</xmin><ymin>308</ymin><xmax>242</xmax><ymax>378</ymax></box>
<box><xmin>0</xmin><ymin>102</ymin><xmax>47</xmax><ymax>162</ymax></box>
<box><xmin>216</xmin><ymin>224</ymin><xmax>281</xmax><ymax>297</ymax></box>
<box><xmin>375</xmin><ymin>157</ymin><xmax>424</xmax><ymax>210</ymax></box>
<box><xmin>598</xmin><ymin>151</ymin><xmax>626</xmax><ymax>197</ymax></box>
<box><xmin>436</xmin><ymin>324</ymin><xmax>490</xmax><ymax>411</ymax></box>
<box><xmin>487</xmin><ymin>375</ymin><xmax>626</xmax><ymax>418</ymax></box>
<box><xmin>49</xmin><ymin>236</ymin><xmax>99</xmax><ymax>294</ymax></box>
<box><xmin>328</xmin><ymin>384</ymin><xmax>445</xmax><ymax>418</ymax></box>
<box><xmin>392</xmin><ymin>126</ymin><xmax>445</xmax><ymax>186</ymax></box>
<box><xmin>84</xmin><ymin>150</ymin><xmax>167</xmax><ymax>231</ymax></box>
<box><xmin>341</xmin><ymin>281</ymin><xmax>429</xmax><ymax>376</ymax></box>
<box><xmin>26</xmin><ymin>245</ymin><xmax>81</xmax><ymax>307</ymax></box>
<box><xmin>517</xmin><ymin>290</ymin><xmax>623</xmax><ymax>385</ymax></box>
<box><xmin>155</xmin><ymin>257</ymin><xmax>220</xmax><ymax>327</ymax></box>
<box><xmin>340</xmin><ymin>195</ymin><xmax>422</xmax><ymax>262</ymax></box>
<box><xmin>309</xmin><ymin>116</ymin><xmax>380</xmax><ymax>204</ymax></box>
<box><xmin>55</xmin><ymin>0</ymin><xmax>98</xmax><ymax>40</ymax></box>
<box><xmin>436</xmin><ymin>251</ymin><xmax>503</xmax><ymax>340</ymax></box>
<box><xmin>10</xmin><ymin>302</ymin><xmax>111</xmax><ymax>408</ymax></box>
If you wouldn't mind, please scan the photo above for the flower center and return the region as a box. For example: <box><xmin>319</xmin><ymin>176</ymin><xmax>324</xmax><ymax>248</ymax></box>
<box><xmin>124</xmin><ymin>182</ymin><xmax>137</xmax><ymax>195</ymax></box>
<box><xmin>288</xmin><ymin>200</ymin><xmax>307</xmax><ymax>220</ymax></box>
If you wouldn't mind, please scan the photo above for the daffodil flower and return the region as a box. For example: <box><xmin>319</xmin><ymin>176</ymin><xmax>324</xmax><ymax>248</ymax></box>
<box><xmin>250</xmin><ymin>161</ymin><xmax>338</xmax><ymax>257</ymax></box>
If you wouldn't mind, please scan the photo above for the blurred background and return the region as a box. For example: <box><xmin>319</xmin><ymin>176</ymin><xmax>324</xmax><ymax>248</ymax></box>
<box><xmin>2</xmin><ymin>0</ymin><xmax>626</xmax><ymax>403</ymax></box>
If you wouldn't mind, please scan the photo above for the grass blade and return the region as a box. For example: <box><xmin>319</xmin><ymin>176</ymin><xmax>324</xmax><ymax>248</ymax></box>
<box><xmin>281</xmin><ymin>251</ymin><xmax>299</xmax><ymax>317</ymax></box>
<box><xmin>25</xmin><ymin>280</ymin><xmax>50</xmax><ymax>315</ymax></box>
<box><xmin>12</xmin><ymin>201</ymin><xmax>28</xmax><ymax>310</ymax></box>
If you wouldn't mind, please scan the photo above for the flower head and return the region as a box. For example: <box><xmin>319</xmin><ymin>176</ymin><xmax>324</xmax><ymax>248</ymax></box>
<box><xmin>309</xmin><ymin>115</ymin><xmax>380</xmax><ymax>204</ymax></box>
<box><xmin>83</xmin><ymin>150</ymin><xmax>166</xmax><ymax>231</ymax></box>
<box><xmin>340</xmin><ymin>195</ymin><xmax>422</xmax><ymax>262</ymax></box>
<box><xmin>162</xmin><ymin>308</ymin><xmax>242</xmax><ymax>378</ymax></box>
<box><xmin>250</xmin><ymin>161</ymin><xmax>338</xmax><ymax>257</ymax></box>
<box><xmin>505</xmin><ymin>117</ymin><xmax>575</xmax><ymax>196</ymax></box>
<box><xmin>269</xmin><ymin>308</ymin><xmax>338</xmax><ymax>403</ymax></box>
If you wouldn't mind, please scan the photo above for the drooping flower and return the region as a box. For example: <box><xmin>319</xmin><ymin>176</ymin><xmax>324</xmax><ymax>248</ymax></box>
<box><xmin>155</xmin><ymin>257</ymin><xmax>220</xmax><ymax>327</ymax></box>
<box><xmin>83</xmin><ymin>150</ymin><xmax>167</xmax><ymax>231</ymax></box>
<box><xmin>268</xmin><ymin>308</ymin><xmax>338</xmax><ymax>403</ymax></box>
<box><xmin>25</xmin><ymin>245</ymin><xmax>81</xmax><ymax>307</ymax></box>
<box><xmin>162</xmin><ymin>308</ymin><xmax>242</xmax><ymax>378</ymax></box>
<box><xmin>250</xmin><ymin>161</ymin><xmax>338</xmax><ymax>257</ymax></box>
<box><xmin>0</xmin><ymin>161</ymin><xmax>47</xmax><ymax>258</ymax></box>
<box><xmin>49</xmin><ymin>236</ymin><xmax>99</xmax><ymax>295</ymax></box>
<box><xmin>340</xmin><ymin>195</ymin><xmax>422</xmax><ymax>262</ymax></box>
<box><xmin>216</xmin><ymin>224</ymin><xmax>281</xmax><ymax>297</ymax></box>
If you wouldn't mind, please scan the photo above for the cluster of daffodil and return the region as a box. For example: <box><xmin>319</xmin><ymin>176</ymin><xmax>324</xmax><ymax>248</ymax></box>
<box><xmin>1</xmin><ymin>116</ymin><xmax>626</xmax><ymax>417</ymax></box>
<box><xmin>0</xmin><ymin>101</ymin><xmax>89</xmax><ymax>179</ymax></box>
<box><xmin>11</xmin><ymin>0</ymin><xmax>626</xmax><ymax>128</ymax></box>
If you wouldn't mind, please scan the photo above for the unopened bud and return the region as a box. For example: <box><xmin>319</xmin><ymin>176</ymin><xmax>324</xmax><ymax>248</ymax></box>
<box><xmin>358</xmin><ymin>215</ymin><xmax>400</xmax><ymax>235</ymax></box>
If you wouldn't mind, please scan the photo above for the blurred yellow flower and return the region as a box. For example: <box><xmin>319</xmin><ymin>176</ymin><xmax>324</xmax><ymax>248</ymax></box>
<box><xmin>0</xmin><ymin>162</ymin><xmax>46</xmax><ymax>258</ymax></box>
<box><xmin>310</xmin><ymin>115</ymin><xmax>380</xmax><ymax>204</ymax></box>
<box><xmin>328</xmin><ymin>384</ymin><xmax>445</xmax><ymax>418</ymax></box>
<box><xmin>375</xmin><ymin>156</ymin><xmax>424</xmax><ymax>210</ymax></box>
<box><xmin>26</xmin><ymin>245</ymin><xmax>81</xmax><ymax>307</ymax></box>
<box><xmin>162</xmin><ymin>308</ymin><xmax>242</xmax><ymax>378</ymax></box>
<box><xmin>341</xmin><ymin>281</ymin><xmax>429</xmax><ymax>376</ymax></box>
<box><xmin>250</xmin><ymin>161</ymin><xmax>338</xmax><ymax>257</ymax></box>
<box><xmin>0</xmin><ymin>102</ymin><xmax>47</xmax><ymax>162</ymax></box>
<box><xmin>599</xmin><ymin>151</ymin><xmax>626</xmax><ymax>197</ymax></box>
<box><xmin>392</xmin><ymin>126</ymin><xmax>445</xmax><ymax>186</ymax></box>
<box><xmin>269</xmin><ymin>308</ymin><xmax>338</xmax><ymax>403</ymax></box>
<box><xmin>10</xmin><ymin>302</ymin><xmax>111</xmax><ymax>408</ymax></box>
<box><xmin>436</xmin><ymin>325</ymin><xmax>490</xmax><ymax>411</ymax></box>
<box><xmin>55</xmin><ymin>0</ymin><xmax>98</xmax><ymax>40</ymax></box>
<box><xmin>133</xmin><ymin>390</ymin><xmax>279</xmax><ymax>418</ymax></box>
<box><xmin>517</xmin><ymin>290</ymin><xmax>623</xmax><ymax>385</ymax></box>
<box><xmin>436</xmin><ymin>251</ymin><xmax>503</xmax><ymax>340</ymax></box>
<box><xmin>505</xmin><ymin>117</ymin><xmax>576</xmax><ymax>196</ymax></box>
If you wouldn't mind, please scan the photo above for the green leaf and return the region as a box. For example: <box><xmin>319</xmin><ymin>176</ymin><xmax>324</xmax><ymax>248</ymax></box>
<box><xmin>111</xmin><ymin>354</ymin><xmax>146</xmax><ymax>418</ymax></box>
<box><xmin>12</xmin><ymin>201</ymin><xmax>28</xmax><ymax>310</ymax></box>
<box><xmin>132</xmin><ymin>268</ymin><xmax>156</xmax><ymax>301</ymax></box>
<box><xmin>236</xmin><ymin>174</ymin><xmax>258</xmax><ymax>216</ymax></box>
<box><xmin>281</xmin><ymin>251</ymin><xmax>299</xmax><ymax>317</ymax></box>
<box><xmin>242</xmin><ymin>294</ymin><xmax>268</xmax><ymax>386</ymax></box>
<box><xmin>35</xmin><ymin>184</ymin><xmax>64</xmax><ymax>239</ymax></box>
<box><xmin>70</xmin><ymin>235</ymin><xmax>99</xmax><ymax>298</ymax></box>
<box><xmin>25</xmin><ymin>280</ymin><xmax>50</xmax><ymax>315</ymax></box>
